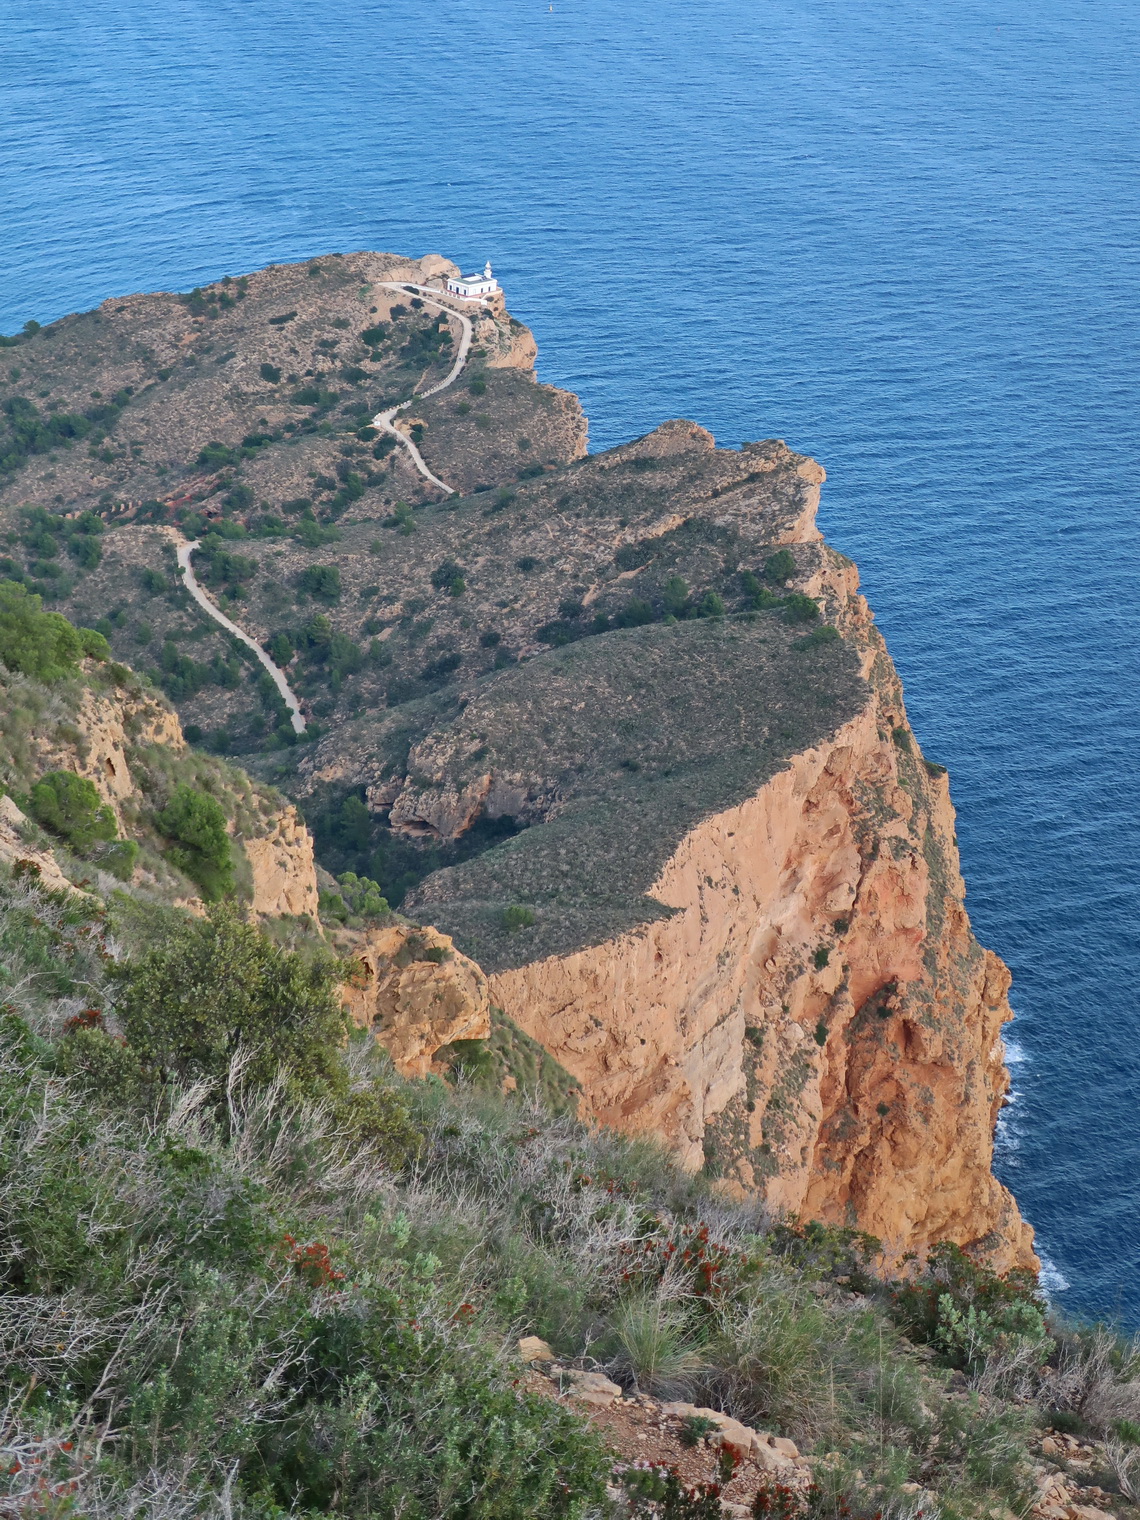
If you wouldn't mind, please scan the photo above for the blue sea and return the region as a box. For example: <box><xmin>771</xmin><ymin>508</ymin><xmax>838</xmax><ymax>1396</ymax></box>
<box><xmin>5</xmin><ymin>0</ymin><xmax>1140</xmax><ymax>1323</ymax></box>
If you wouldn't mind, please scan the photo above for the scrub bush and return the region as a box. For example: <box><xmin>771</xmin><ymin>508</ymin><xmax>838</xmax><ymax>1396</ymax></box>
<box><xmin>155</xmin><ymin>781</ymin><xmax>234</xmax><ymax>899</ymax></box>
<box><xmin>0</xmin><ymin>580</ymin><xmax>107</xmax><ymax>679</ymax></box>
<box><xmin>112</xmin><ymin>899</ymin><xmax>349</xmax><ymax>1094</ymax></box>
<box><xmin>28</xmin><ymin>770</ymin><xmax>117</xmax><ymax>853</ymax></box>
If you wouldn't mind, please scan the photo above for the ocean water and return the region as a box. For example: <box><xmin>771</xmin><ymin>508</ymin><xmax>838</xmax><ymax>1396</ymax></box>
<box><xmin>5</xmin><ymin>0</ymin><xmax>1140</xmax><ymax>1322</ymax></box>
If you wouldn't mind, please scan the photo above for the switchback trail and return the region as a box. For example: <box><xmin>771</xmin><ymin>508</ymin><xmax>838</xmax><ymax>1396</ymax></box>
<box><xmin>371</xmin><ymin>280</ymin><xmax>489</xmax><ymax>494</ymax></box>
<box><xmin>167</xmin><ymin>281</ymin><xmax>486</xmax><ymax>735</ymax></box>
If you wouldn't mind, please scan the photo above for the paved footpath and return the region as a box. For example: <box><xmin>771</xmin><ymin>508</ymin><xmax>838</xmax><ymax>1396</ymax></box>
<box><xmin>171</xmin><ymin>279</ymin><xmax>486</xmax><ymax>730</ymax></box>
<box><xmin>370</xmin><ymin>279</ymin><xmax>489</xmax><ymax>493</ymax></box>
<box><xmin>175</xmin><ymin>537</ymin><xmax>307</xmax><ymax>733</ymax></box>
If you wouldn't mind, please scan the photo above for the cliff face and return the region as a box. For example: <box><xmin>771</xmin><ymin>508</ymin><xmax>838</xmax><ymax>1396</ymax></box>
<box><xmin>488</xmin><ymin>656</ymin><xmax>1032</xmax><ymax>1271</ymax></box>
<box><xmin>335</xmin><ymin>921</ymin><xmax>491</xmax><ymax>1078</ymax></box>
<box><xmin>386</xmin><ymin>441</ymin><xmax>1033</xmax><ymax>1272</ymax></box>
<box><xmin>483</xmin><ymin>535</ymin><xmax>1034</xmax><ymax>1271</ymax></box>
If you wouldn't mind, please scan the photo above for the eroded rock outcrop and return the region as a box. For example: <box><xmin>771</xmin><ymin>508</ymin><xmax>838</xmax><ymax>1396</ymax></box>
<box><xmin>481</xmin><ymin>551</ymin><xmax>1033</xmax><ymax>1271</ymax></box>
<box><xmin>244</xmin><ymin>806</ymin><xmax>320</xmax><ymax>919</ymax></box>
<box><xmin>371</xmin><ymin>427</ymin><xmax>1035</xmax><ymax>1271</ymax></box>
<box><xmin>488</xmin><ymin>683</ymin><xmax>1032</xmax><ymax>1270</ymax></box>
<box><xmin>335</xmin><ymin>922</ymin><xmax>491</xmax><ymax>1077</ymax></box>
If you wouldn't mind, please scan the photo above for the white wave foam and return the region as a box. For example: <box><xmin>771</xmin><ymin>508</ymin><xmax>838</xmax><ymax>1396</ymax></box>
<box><xmin>1038</xmin><ymin>1247</ymin><xmax>1071</xmax><ymax>1295</ymax></box>
<box><xmin>1003</xmin><ymin>1036</ymin><xmax>1028</xmax><ymax>1066</ymax></box>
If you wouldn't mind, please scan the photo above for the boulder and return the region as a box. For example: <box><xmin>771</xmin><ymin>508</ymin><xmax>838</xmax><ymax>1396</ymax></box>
<box><xmin>711</xmin><ymin>1419</ymin><xmax>761</xmax><ymax>1464</ymax></box>
<box><xmin>751</xmin><ymin>1440</ymin><xmax>798</xmax><ymax>1475</ymax></box>
<box><xmin>517</xmin><ymin>1335</ymin><xmax>555</xmax><ymax>1363</ymax></box>
<box><xmin>563</xmin><ymin>1369</ymin><xmax>622</xmax><ymax>1407</ymax></box>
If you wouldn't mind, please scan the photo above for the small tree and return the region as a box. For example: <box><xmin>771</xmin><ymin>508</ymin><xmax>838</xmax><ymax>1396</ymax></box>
<box><xmin>155</xmin><ymin>783</ymin><xmax>233</xmax><ymax>901</ymax></box>
<box><xmin>781</xmin><ymin>592</ymin><xmax>818</xmax><ymax>625</ymax></box>
<box><xmin>0</xmin><ymin>580</ymin><xmax>108</xmax><ymax>680</ymax></box>
<box><xmin>297</xmin><ymin>564</ymin><xmax>341</xmax><ymax>603</ymax></box>
<box><xmin>662</xmin><ymin>575</ymin><xmax>689</xmax><ymax>616</ymax></box>
<box><xmin>114</xmin><ymin>901</ymin><xmax>350</xmax><ymax>1095</ymax></box>
<box><xmin>29</xmin><ymin>770</ymin><xmax>117</xmax><ymax>853</ymax></box>
<box><xmin>764</xmin><ymin>548</ymin><xmax>796</xmax><ymax>584</ymax></box>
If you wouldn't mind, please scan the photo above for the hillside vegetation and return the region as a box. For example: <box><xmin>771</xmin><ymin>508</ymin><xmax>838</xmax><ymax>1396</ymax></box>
<box><xmin>1</xmin><ymin>259</ymin><xmax>1134</xmax><ymax>1520</ymax></box>
<box><xmin>3</xmin><ymin>864</ymin><xmax>1140</xmax><ymax>1520</ymax></box>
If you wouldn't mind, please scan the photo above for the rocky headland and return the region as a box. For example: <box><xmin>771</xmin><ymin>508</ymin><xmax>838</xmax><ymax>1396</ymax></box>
<box><xmin>0</xmin><ymin>251</ymin><xmax>1032</xmax><ymax>1269</ymax></box>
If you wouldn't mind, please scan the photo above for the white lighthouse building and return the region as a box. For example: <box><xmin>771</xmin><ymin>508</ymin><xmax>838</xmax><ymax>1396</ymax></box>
<box><xmin>447</xmin><ymin>261</ymin><xmax>500</xmax><ymax>300</ymax></box>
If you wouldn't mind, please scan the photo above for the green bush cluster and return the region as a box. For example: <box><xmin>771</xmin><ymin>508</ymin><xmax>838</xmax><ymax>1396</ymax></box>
<box><xmin>297</xmin><ymin>563</ymin><xmax>342</xmax><ymax>602</ymax></box>
<box><xmin>109</xmin><ymin>900</ymin><xmax>349</xmax><ymax>1093</ymax></box>
<box><xmin>192</xmin><ymin>531</ymin><xmax>258</xmax><ymax>592</ymax></box>
<box><xmin>156</xmin><ymin>634</ymin><xmax>242</xmax><ymax>701</ymax></box>
<box><xmin>319</xmin><ymin>869</ymin><xmax>390</xmax><ymax>923</ymax></box>
<box><xmin>0</xmin><ymin>579</ymin><xmax>108</xmax><ymax>680</ymax></box>
<box><xmin>155</xmin><ymin>781</ymin><xmax>234</xmax><ymax>900</ymax></box>
<box><xmin>26</xmin><ymin>768</ymin><xmax>139</xmax><ymax>880</ymax></box>
<box><xmin>1</xmin><ymin>391</ymin><xmax>131</xmax><ymax>476</ymax></box>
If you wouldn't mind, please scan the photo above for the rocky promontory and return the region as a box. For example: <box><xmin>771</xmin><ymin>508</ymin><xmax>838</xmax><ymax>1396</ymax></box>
<box><xmin>0</xmin><ymin>252</ymin><xmax>1032</xmax><ymax>1269</ymax></box>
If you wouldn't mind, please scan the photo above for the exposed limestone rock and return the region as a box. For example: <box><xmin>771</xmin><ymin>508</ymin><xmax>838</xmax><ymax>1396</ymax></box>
<box><xmin>417</xmin><ymin>253</ymin><xmax>460</xmax><ymax>281</ymax></box>
<box><xmin>37</xmin><ymin>675</ymin><xmax>184</xmax><ymax>826</ymax></box>
<box><xmin>562</xmin><ymin>1370</ymin><xmax>622</xmax><ymax>1408</ymax></box>
<box><xmin>0</xmin><ymin>796</ymin><xmax>82</xmax><ymax>896</ymax></box>
<box><xmin>517</xmin><ymin>1335</ymin><xmax>556</xmax><ymax>1363</ymax></box>
<box><xmin>483</xmin><ymin>556</ymin><xmax>1035</xmax><ymax>1272</ymax></box>
<box><xmin>335</xmin><ymin>922</ymin><xmax>490</xmax><ymax>1078</ymax></box>
<box><xmin>244</xmin><ymin>805</ymin><xmax>320</xmax><ymax>919</ymax></box>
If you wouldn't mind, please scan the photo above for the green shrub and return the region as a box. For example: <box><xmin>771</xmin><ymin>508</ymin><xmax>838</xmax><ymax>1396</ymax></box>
<box><xmin>698</xmin><ymin>590</ymin><xmax>725</xmax><ymax>618</ymax></box>
<box><xmin>0</xmin><ymin>580</ymin><xmax>107</xmax><ymax>679</ymax></box>
<box><xmin>781</xmin><ymin>592</ymin><xmax>818</xmax><ymax>625</ymax></box>
<box><xmin>114</xmin><ymin>900</ymin><xmax>349</xmax><ymax>1096</ymax></box>
<box><xmin>502</xmin><ymin>905</ymin><xmax>536</xmax><ymax>931</ymax></box>
<box><xmin>259</xmin><ymin>362</ymin><xmax>281</xmax><ymax>383</ymax></box>
<box><xmin>890</xmin><ymin>1241</ymin><xmax>1049</xmax><ymax>1374</ymax></box>
<box><xmin>95</xmin><ymin>837</ymin><xmax>139</xmax><ymax>881</ymax></box>
<box><xmin>813</xmin><ymin>945</ymin><xmax>830</xmax><ymax>970</ymax></box>
<box><xmin>620</xmin><ymin>1465</ymin><xmax>724</xmax><ymax>1519</ymax></box>
<box><xmin>663</xmin><ymin>575</ymin><xmax>690</xmax><ymax>616</ymax></box>
<box><xmin>155</xmin><ymin>782</ymin><xmax>234</xmax><ymax>900</ymax></box>
<box><xmin>793</xmin><ymin>625</ymin><xmax>840</xmax><ymax>652</ymax></box>
<box><xmin>764</xmin><ymin>548</ymin><xmax>796</xmax><ymax>584</ymax></box>
<box><xmin>29</xmin><ymin>770</ymin><xmax>117</xmax><ymax>853</ymax></box>
<box><xmin>195</xmin><ymin>440</ymin><xmax>238</xmax><ymax>470</ymax></box>
<box><xmin>431</xmin><ymin>559</ymin><xmax>466</xmax><ymax>593</ymax></box>
<box><xmin>679</xmin><ymin>1414</ymin><xmax>720</xmax><ymax>1448</ymax></box>
<box><xmin>297</xmin><ymin>564</ymin><xmax>341</xmax><ymax>602</ymax></box>
<box><xmin>334</xmin><ymin>870</ymin><xmax>389</xmax><ymax>919</ymax></box>
<box><xmin>267</xmin><ymin>630</ymin><xmax>293</xmax><ymax>665</ymax></box>
<box><xmin>335</xmin><ymin>1083</ymin><xmax>423</xmax><ymax>1169</ymax></box>
<box><xmin>616</xmin><ymin>597</ymin><xmax>654</xmax><ymax>628</ymax></box>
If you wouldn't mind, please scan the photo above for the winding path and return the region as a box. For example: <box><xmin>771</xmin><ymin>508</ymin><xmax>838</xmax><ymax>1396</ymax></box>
<box><xmin>169</xmin><ymin>279</ymin><xmax>486</xmax><ymax>733</ymax></box>
<box><xmin>175</xmin><ymin>538</ymin><xmax>307</xmax><ymax>733</ymax></box>
<box><xmin>371</xmin><ymin>280</ymin><xmax>490</xmax><ymax>495</ymax></box>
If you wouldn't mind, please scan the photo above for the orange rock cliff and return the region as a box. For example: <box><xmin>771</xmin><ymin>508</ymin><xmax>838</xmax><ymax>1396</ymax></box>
<box><xmin>475</xmin><ymin>461</ymin><xmax>1035</xmax><ymax>1272</ymax></box>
